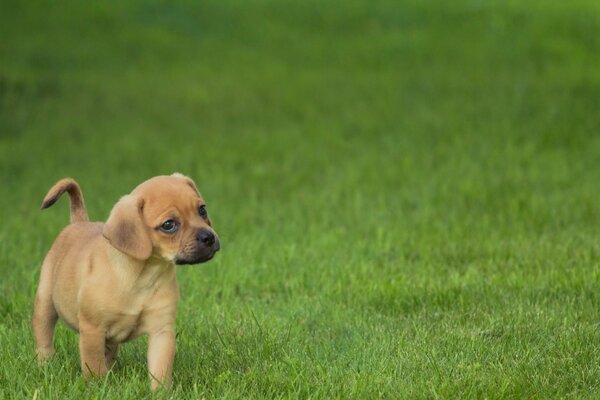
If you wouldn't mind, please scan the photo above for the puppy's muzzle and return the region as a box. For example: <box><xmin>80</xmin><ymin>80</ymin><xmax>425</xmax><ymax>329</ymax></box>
<box><xmin>175</xmin><ymin>228</ymin><xmax>220</xmax><ymax>265</ymax></box>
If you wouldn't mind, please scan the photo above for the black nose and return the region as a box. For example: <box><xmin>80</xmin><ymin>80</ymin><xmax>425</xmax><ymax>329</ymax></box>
<box><xmin>197</xmin><ymin>229</ymin><xmax>215</xmax><ymax>246</ymax></box>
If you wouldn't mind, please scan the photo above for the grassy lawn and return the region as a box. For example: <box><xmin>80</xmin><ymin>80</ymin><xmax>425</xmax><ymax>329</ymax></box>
<box><xmin>1</xmin><ymin>0</ymin><xmax>599</xmax><ymax>398</ymax></box>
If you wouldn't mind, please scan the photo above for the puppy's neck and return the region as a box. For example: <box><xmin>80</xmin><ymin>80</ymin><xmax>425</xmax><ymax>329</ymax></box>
<box><xmin>137</xmin><ymin>256</ymin><xmax>176</xmax><ymax>291</ymax></box>
<box><xmin>107</xmin><ymin>245</ymin><xmax>175</xmax><ymax>290</ymax></box>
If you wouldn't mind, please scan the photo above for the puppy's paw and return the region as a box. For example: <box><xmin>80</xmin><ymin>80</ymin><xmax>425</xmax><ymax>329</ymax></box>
<box><xmin>36</xmin><ymin>348</ymin><xmax>55</xmax><ymax>365</ymax></box>
<box><xmin>150</xmin><ymin>377</ymin><xmax>172</xmax><ymax>391</ymax></box>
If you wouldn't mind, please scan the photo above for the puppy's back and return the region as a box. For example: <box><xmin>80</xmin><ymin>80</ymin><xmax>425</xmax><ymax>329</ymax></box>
<box><xmin>49</xmin><ymin>221</ymin><xmax>103</xmax><ymax>281</ymax></box>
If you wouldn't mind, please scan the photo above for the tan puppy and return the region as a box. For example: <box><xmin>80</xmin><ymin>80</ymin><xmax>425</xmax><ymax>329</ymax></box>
<box><xmin>33</xmin><ymin>173</ymin><xmax>220</xmax><ymax>389</ymax></box>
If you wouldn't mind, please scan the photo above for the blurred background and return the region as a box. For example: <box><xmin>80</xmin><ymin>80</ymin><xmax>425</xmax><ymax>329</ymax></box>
<box><xmin>1</xmin><ymin>0</ymin><xmax>599</xmax><ymax>397</ymax></box>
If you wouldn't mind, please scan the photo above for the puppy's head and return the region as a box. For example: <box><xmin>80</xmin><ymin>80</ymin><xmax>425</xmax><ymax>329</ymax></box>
<box><xmin>102</xmin><ymin>173</ymin><xmax>220</xmax><ymax>264</ymax></box>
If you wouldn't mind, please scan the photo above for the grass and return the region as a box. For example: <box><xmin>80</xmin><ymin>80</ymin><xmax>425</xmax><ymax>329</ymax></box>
<box><xmin>1</xmin><ymin>0</ymin><xmax>599</xmax><ymax>398</ymax></box>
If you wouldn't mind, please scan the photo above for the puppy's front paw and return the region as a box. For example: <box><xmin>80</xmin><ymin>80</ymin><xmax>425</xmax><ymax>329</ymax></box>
<box><xmin>36</xmin><ymin>347</ymin><xmax>55</xmax><ymax>365</ymax></box>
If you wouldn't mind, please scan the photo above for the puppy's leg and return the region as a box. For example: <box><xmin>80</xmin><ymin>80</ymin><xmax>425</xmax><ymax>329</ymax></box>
<box><xmin>33</xmin><ymin>259</ymin><xmax>58</xmax><ymax>363</ymax></box>
<box><xmin>105</xmin><ymin>342</ymin><xmax>119</xmax><ymax>369</ymax></box>
<box><xmin>79</xmin><ymin>320</ymin><xmax>108</xmax><ymax>378</ymax></box>
<box><xmin>32</xmin><ymin>292</ymin><xmax>57</xmax><ymax>363</ymax></box>
<box><xmin>147</xmin><ymin>327</ymin><xmax>176</xmax><ymax>390</ymax></box>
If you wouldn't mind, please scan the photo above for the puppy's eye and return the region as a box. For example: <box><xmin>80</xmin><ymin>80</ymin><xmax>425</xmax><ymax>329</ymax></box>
<box><xmin>160</xmin><ymin>220</ymin><xmax>178</xmax><ymax>234</ymax></box>
<box><xmin>198</xmin><ymin>205</ymin><xmax>208</xmax><ymax>219</ymax></box>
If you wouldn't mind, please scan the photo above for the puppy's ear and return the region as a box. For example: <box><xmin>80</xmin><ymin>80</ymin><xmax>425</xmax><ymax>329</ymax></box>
<box><xmin>102</xmin><ymin>195</ymin><xmax>153</xmax><ymax>260</ymax></box>
<box><xmin>172</xmin><ymin>172</ymin><xmax>200</xmax><ymax>196</ymax></box>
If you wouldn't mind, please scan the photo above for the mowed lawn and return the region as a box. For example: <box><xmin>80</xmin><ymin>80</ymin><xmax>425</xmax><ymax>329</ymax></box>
<box><xmin>1</xmin><ymin>0</ymin><xmax>599</xmax><ymax>398</ymax></box>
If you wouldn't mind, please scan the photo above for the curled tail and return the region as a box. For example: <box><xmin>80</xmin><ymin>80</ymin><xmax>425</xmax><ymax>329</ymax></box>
<box><xmin>41</xmin><ymin>178</ymin><xmax>89</xmax><ymax>223</ymax></box>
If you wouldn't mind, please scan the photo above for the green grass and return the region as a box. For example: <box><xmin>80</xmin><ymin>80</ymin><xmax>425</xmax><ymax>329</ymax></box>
<box><xmin>1</xmin><ymin>0</ymin><xmax>599</xmax><ymax>398</ymax></box>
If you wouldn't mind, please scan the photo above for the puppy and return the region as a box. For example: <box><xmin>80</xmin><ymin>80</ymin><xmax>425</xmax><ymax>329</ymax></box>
<box><xmin>33</xmin><ymin>173</ymin><xmax>220</xmax><ymax>389</ymax></box>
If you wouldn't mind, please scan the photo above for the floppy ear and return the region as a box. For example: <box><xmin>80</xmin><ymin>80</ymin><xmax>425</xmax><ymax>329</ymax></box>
<box><xmin>171</xmin><ymin>172</ymin><xmax>201</xmax><ymax>196</ymax></box>
<box><xmin>102</xmin><ymin>195</ymin><xmax>153</xmax><ymax>260</ymax></box>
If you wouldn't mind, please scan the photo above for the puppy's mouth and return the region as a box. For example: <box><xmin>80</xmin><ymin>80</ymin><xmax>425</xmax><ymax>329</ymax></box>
<box><xmin>174</xmin><ymin>253</ymin><xmax>215</xmax><ymax>265</ymax></box>
<box><xmin>174</xmin><ymin>243</ymin><xmax>220</xmax><ymax>265</ymax></box>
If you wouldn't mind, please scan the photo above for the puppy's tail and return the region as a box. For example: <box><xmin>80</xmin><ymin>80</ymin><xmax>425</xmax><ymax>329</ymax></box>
<box><xmin>41</xmin><ymin>178</ymin><xmax>89</xmax><ymax>223</ymax></box>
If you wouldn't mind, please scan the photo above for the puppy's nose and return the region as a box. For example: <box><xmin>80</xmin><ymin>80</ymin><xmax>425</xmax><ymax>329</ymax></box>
<box><xmin>197</xmin><ymin>229</ymin><xmax>215</xmax><ymax>246</ymax></box>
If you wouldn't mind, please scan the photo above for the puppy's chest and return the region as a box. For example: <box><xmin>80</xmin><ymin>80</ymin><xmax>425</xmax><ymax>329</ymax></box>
<box><xmin>106</xmin><ymin>265</ymin><xmax>178</xmax><ymax>342</ymax></box>
<box><xmin>105</xmin><ymin>289</ymin><xmax>175</xmax><ymax>342</ymax></box>
<box><xmin>106</xmin><ymin>312</ymin><xmax>144</xmax><ymax>343</ymax></box>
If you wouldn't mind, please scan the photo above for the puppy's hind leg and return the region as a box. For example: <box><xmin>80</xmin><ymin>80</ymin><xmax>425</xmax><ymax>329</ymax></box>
<box><xmin>32</xmin><ymin>287</ymin><xmax>58</xmax><ymax>363</ymax></box>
